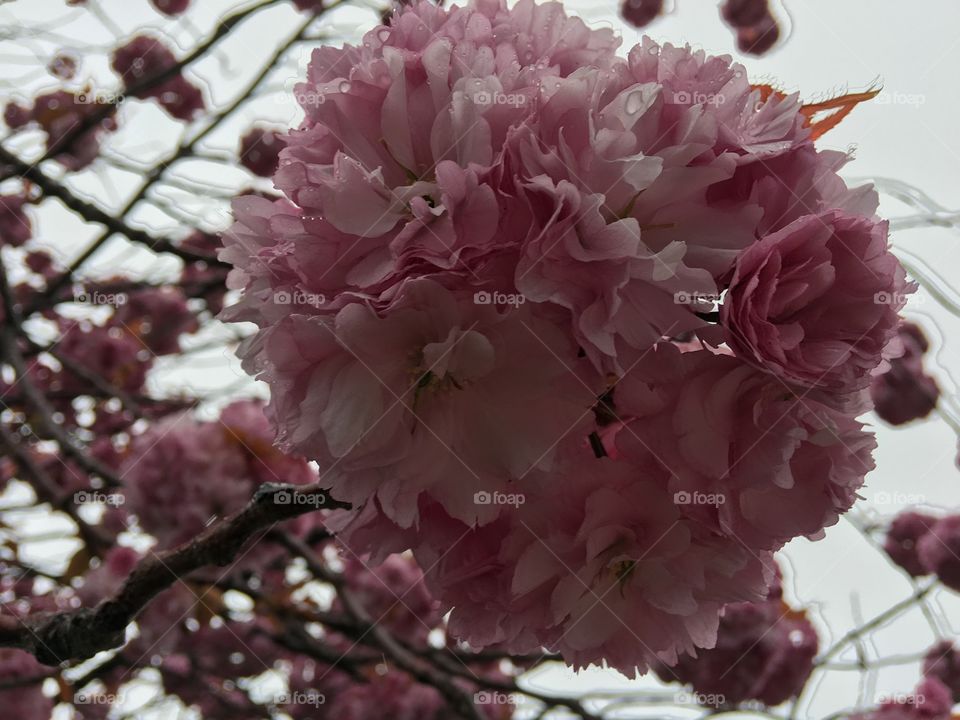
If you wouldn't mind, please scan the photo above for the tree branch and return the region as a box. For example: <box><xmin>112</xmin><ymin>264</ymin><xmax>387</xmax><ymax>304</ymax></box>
<box><xmin>0</xmin><ymin>483</ymin><xmax>347</xmax><ymax>666</ymax></box>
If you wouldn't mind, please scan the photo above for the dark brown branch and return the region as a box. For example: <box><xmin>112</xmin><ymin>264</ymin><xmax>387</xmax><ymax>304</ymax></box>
<box><xmin>0</xmin><ymin>321</ymin><xmax>124</xmax><ymax>488</ymax></box>
<box><xmin>0</xmin><ymin>483</ymin><xmax>347</xmax><ymax>666</ymax></box>
<box><xmin>0</xmin><ymin>146</ymin><xmax>224</xmax><ymax>266</ymax></box>
<box><xmin>0</xmin><ymin>0</ymin><xmax>285</xmax><ymax>184</ymax></box>
<box><xmin>21</xmin><ymin>7</ymin><xmax>320</xmax><ymax>316</ymax></box>
<box><xmin>0</xmin><ymin>422</ymin><xmax>112</xmax><ymax>555</ymax></box>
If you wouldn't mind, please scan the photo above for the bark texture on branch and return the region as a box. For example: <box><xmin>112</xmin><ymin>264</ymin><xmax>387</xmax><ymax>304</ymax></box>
<box><xmin>0</xmin><ymin>483</ymin><xmax>347</xmax><ymax>666</ymax></box>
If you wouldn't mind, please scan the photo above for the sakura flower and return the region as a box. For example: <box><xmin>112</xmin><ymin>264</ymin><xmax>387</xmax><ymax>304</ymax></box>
<box><xmin>114</xmin><ymin>287</ymin><xmax>199</xmax><ymax>355</ymax></box>
<box><xmin>239</xmin><ymin>126</ymin><xmax>284</xmax><ymax>178</ymax></box>
<box><xmin>884</xmin><ymin>511</ymin><xmax>937</xmax><ymax>577</ymax></box>
<box><xmin>123</xmin><ymin>399</ymin><xmax>317</xmax><ymax>550</ymax></box>
<box><xmin>219</xmin><ymin>0</ymin><xmax>901</xmax><ymax>678</ymax></box>
<box><xmin>656</xmin><ymin>561</ymin><xmax>817</xmax><ymax>707</ymax></box>
<box><xmin>721</xmin><ymin>211</ymin><xmax>910</xmax><ymax>403</ymax></box>
<box><xmin>150</xmin><ymin>0</ymin><xmax>190</xmax><ymax>15</ymax></box>
<box><xmin>343</xmin><ymin>442</ymin><xmax>773</xmax><ymax>676</ymax></box>
<box><xmin>334</xmin><ymin>554</ymin><xmax>441</xmax><ymax>644</ymax></box>
<box><xmin>326</xmin><ymin>667</ymin><xmax>509</xmax><ymax>720</ymax></box>
<box><xmin>737</xmin><ymin>14</ymin><xmax>780</xmax><ymax>55</ymax></box>
<box><xmin>246</xmin><ymin>278</ymin><xmax>598</xmax><ymax>528</ymax></box>
<box><xmin>0</xmin><ymin>193</ymin><xmax>32</xmax><ymax>248</ymax></box>
<box><xmin>917</xmin><ymin>515</ymin><xmax>960</xmax><ymax>592</ymax></box>
<box><xmin>923</xmin><ymin>641</ymin><xmax>960</xmax><ymax>702</ymax></box>
<box><xmin>721</xmin><ymin>0</ymin><xmax>769</xmax><ymax>27</ymax></box>
<box><xmin>112</xmin><ymin>36</ymin><xmax>204</xmax><ymax>120</ymax></box>
<box><xmin>57</xmin><ymin>321</ymin><xmax>151</xmax><ymax>394</ymax></box>
<box><xmin>16</xmin><ymin>90</ymin><xmax>117</xmax><ymax>169</ymax></box>
<box><xmin>871</xmin><ymin>322</ymin><xmax>940</xmax><ymax>425</ymax></box>
<box><xmin>616</xmin><ymin>344</ymin><xmax>876</xmax><ymax>551</ymax></box>
<box><xmin>0</xmin><ymin>649</ymin><xmax>52</xmax><ymax>720</ymax></box>
<box><xmin>849</xmin><ymin>677</ymin><xmax>953</xmax><ymax>720</ymax></box>
<box><xmin>621</xmin><ymin>0</ymin><xmax>662</xmax><ymax>28</ymax></box>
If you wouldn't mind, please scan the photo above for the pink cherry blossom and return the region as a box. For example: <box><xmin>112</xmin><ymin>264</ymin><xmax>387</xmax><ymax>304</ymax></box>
<box><xmin>917</xmin><ymin>515</ymin><xmax>960</xmax><ymax>591</ymax></box>
<box><xmin>721</xmin><ymin>210</ymin><xmax>910</xmax><ymax>403</ymax></box>
<box><xmin>850</xmin><ymin>677</ymin><xmax>953</xmax><ymax>720</ymax></box>
<box><xmin>884</xmin><ymin>511</ymin><xmax>937</xmax><ymax>577</ymax></box>
<box><xmin>247</xmin><ymin>277</ymin><xmax>598</xmax><ymax>528</ymax></box>
<box><xmin>923</xmin><ymin>641</ymin><xmax>960</xmax><ymax>702</ymax></box>
<box><xmin>0</xmin><ymin>649</ymin><xmax>52</xmax><ymax>720</ymax></box>
<box><xmin>616</xmin><ymin>344</ymin><xmax>876</xmax><ymax>551</ymax></box>
<box><xmin>123</xmin><ymin>399</ymin><xmax>317</xmax><ymax>550</ymax></box>
<box><xmin>656</xmin><ymin>561</ymin><xmax>817</xmax><ymax>706</ymax></box>
<box><xmin>871</xmin><ymin>322</ymin><xmax>940</xmax><ymax>425</ymax></box>
<box><xmin>218</xmin><ymin>0</ymin><xmax>907</xmax><ymax>677</ymax></box>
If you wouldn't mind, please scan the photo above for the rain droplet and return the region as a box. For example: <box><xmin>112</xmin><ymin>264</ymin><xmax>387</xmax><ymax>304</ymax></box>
<box><xmin>625</xmin><ymin>90</ymin><xmax>646</xmax><ymax>115</ymax></box>
<box><xmin>338</xmin><ymin>80</ymin><xmax>352</xmax><ymax>93</ymax></box>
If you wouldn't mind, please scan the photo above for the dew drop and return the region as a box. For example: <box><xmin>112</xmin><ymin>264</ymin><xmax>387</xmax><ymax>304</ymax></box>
<box><xmin>338</xmin><ymin>80</ymin><xmax>352</xmax><ymax>93</ymax></box>
<box><xmin>625</xmin><ymin>90</ymin><xmax>645</xmax><ymax>115</ymax></box>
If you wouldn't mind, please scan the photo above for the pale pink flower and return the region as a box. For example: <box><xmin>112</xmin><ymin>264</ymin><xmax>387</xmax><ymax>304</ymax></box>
<box><xmin>338</xmin><ymin>442</ymin><xmax>772</xmax><ymax>675</ymax></box>
<box><xmin>218</xmin><ymin>0</ymin><xmax>903</xmax><ymax>678</ymax></box>
<box><xmin>884</xmin><ymin>511</ymin><xmax>937</xmax><ymax>577</ymax></box>
<box><xmin>657</xmin><ymin>561</ymin><xmax>818</xmax><ymax>707</ymax></box>
<box><xmin>615</xmin><ymin>344</ymin><xmax>876</xmax><ymax>551</ymax></box>
<box><xmin>850</xmin><ymin>677</ymin><xmax>953</xmax><ymax>720</ymax></box>
<box><xmin>721</xmin><ymin>211</ymin><xmax>910</xmax><ymax>402</ymax></box>
<box><xmin>251</xmin><ymin>278</ymin><xmax>598</xmax><ymax>528</ymax></box>
<box><xmin>123</xmin><ymin>399</ymin><xmax>317</xmax><ymax>550</ymax></box>
<box><xmin>917</xmin><ymin>515</ymin><xmax>960</xmax><ymax>591</ymax></box>
<box><xmin>335</xmin><ymin>554</ymin><xmax>441</xmax><ymax>644</ymax></box>
<box><xmin>0</xmin><ymin>649</ymin><xmax>52</xmax><ymax>720</ymax></box>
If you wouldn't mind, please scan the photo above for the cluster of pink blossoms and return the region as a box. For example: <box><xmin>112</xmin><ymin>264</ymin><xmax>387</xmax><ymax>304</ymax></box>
<box><xmin>654</xmin><ymin>563</ymin><xmax>817</xmax><ymax>706</ymax></box>
<box><xmin>122</xmin><ymin>399</ymin><xmax>317</xmax><ymax>552</ymax></box>
<box><xmin>221</xmin><ymin>0</ymin><xmax>910</xmax><ymax>674</ymax></box>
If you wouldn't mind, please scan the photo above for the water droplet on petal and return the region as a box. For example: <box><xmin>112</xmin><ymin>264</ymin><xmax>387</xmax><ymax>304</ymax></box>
<box><xmin>625</xmin><ymin>90</ymin><xmax>646</xmax><ymax>115</ymax></box>
<box><xmin>338</xmin><ymin>80</ymin><xmax>352</xmax><ymax>93</ymax></box>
